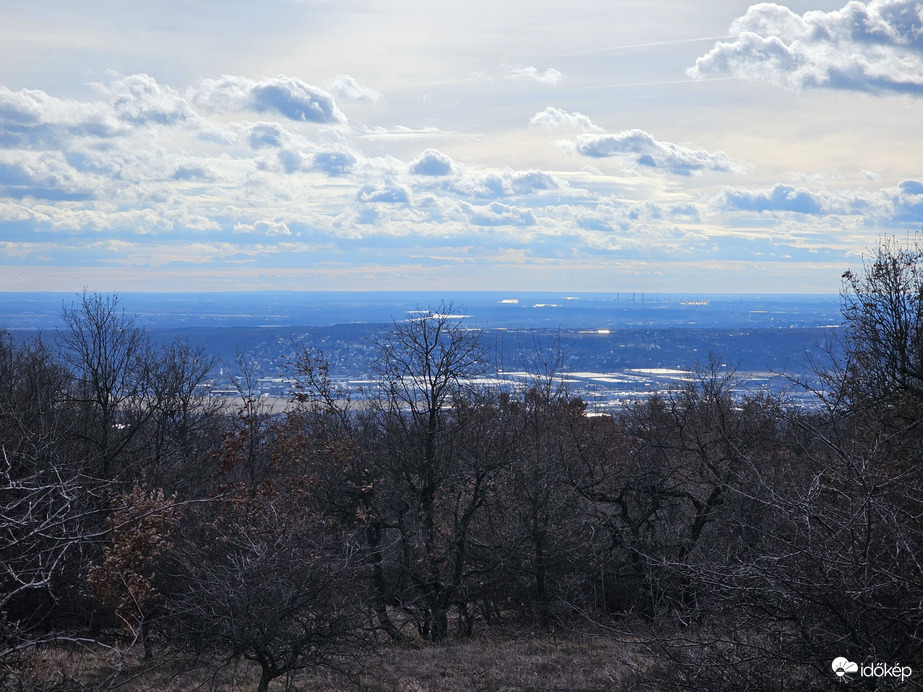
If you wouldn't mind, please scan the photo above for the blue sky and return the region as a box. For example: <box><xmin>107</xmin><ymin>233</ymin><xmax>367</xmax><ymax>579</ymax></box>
<box><xmin>1</xmin><ymin>0</ymin><xmax>921</xmax><ymax>293</ymax></box>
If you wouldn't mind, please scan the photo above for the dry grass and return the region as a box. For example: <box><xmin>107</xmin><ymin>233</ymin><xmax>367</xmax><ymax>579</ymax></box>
<box><xmin>8</xmin><ymin>628</ymin><xmax>652</xmax><ymax>691</ymax></box>
<box><xmin>357</xmin><ymin>630</ymin><xmax>646</xmax><ymax>691</ymax></box>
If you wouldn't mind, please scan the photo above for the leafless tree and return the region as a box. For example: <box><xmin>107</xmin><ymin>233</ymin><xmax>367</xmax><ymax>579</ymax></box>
<box><xmin>0</xmin><ymin>331</ymin><xmax>113</xmax><ymax>673</ymax></box>
<box><xmin>838</xmin><ymin>234</ymin><xmax>923</xmax><ymax>409</ymax></box>
<box><xmin>211</xmin><ymin>349</ymin><xmax>279</xmax><ymax>494</ymax></box>
<box><xmin>163</xmin><ymin>484</ymin><xmax>368</xmax><ymax>692</ymax></box>
<box><xmin>638</xmin><ymin>240</ymin><xmax>923</xmax><ymax>688</ymax></box>
<box><xmin>283</xmin><ymin>347</ymin><xmax>406</xmax><ymax>639</ymax></box>
<box><xmin>58</xmin><ymin>291</ymin><xmax>154</xmax><ymax>478</ymax></box>
<box><xmin>137</xmin><ymin>339</ymin><xmax>221</xmax><ymax>492</ymax></box>
<box><xmin>483</xmin><ymin>335</ymin><xmax>589</xmax><ymax>629</ymax></box>
<box><xmin>369</xmin><ymin>303</ymin><xmax>490</xmax><ymax>640</ymax></box>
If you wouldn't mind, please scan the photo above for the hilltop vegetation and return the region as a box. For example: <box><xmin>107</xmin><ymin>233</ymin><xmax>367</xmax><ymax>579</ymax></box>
<box><xmin>2</xmin><ymin>240</ymin><xmax>923</xmax><ymax>690</ymax></box>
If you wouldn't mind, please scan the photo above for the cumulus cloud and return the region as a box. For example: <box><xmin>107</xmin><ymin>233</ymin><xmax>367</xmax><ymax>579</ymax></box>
<box><xmin>576</xmin><ymin>129</ymin><xmax>739</xmax><ymax>176</ymax></box>
<box><xmin>509</xmin><ymin>170</ymin><xmax>561</xmax><ymax>193</ymax></box>
<box><xmin>233</xmin><ymin>219</ymin><xmax>292</xmax><ymax>236</ymax></box>
<box><xmin>451</xmin><ymin>170</ymin><xmax>565</xmax><ymax>199</ymax></box>
<box><xmin>530</xmin><ymin>107</ymin><xmax>601</xmax><ymax>132</ymax></box>
<box><xmin>717</xmin><ymin>179</ymin><xmax>923</xmax><ymax>224</ymax></box>
<box><xmin>195</xmin><ymin>75</ymin><xmax>347</xmax><ymax>123</ymax></box>
<box><xmin>5</xmin><ymin>65</ymin><xmax>917</xmax><ymax>291</ymax></box>
<box><xmin>172</xmin><ymin>164</ymin><xmax>216</xmax><ymax>182</ymax></box>
<box><xmin>313</xmin><ymin>150</ymin><xmax>356</xmax><ymax>176</ymax></box>
<box><xmin>410</xmin><ymin>149</ymin><xmax>454</xmax><ymax>176</ymax></box>
<box><xmin>0</xmin><ymin>152</ymin><xmax>95</xmax><ymax>201</ymax></box>
<box><xmin>724</xmin><ymin>183</ymin><xmax>825</xmax><ymax>213</ymax></box>
<box><xmin>689</xmin><ymin>0</ymin><xmax>923</xmax><ymax>95</ymax></box>
<box><xmin>252</xmin><ymin>76</ymin><xmax>344</xmax><ymax>122</ymax></box>
<box><xmin>357</xmin><ymin>183</ymin><xmax>412</xmax><ymax>204</ymax></box>
<box><xmin>472</xmin><ymin>173</ymin><xmax>507</xmax><ymax>198</ymax></box>
<box><xmin>721</xmin><ymin>182</ymin><xmax>895</xmax><ymax>218</ymax></box>
<box><xmin>0</xmin><ymin>87</ymin><xmax>122</xmax><ymax>148</ymax></box>
<box><xmin>506</xmin><ymin>65</ymin><xmax>564</xmax><ymax>85</ymax></box>
<box><xmin>465</xmin><ymin>201</ymin><xmax>537</xmax><ymax>227</ymax></box>
<box><xmin>325</xmin><ymin>74</ymin><xmax>384</xmax><ymax>103</ymax></box>
<box><xmin>249</xmin><ymin>122</ymin><xmax>287</xmax><ymax>148</ymax></box>
<box><xmin>890</xmin><ymin>179</ymin><xmax>923</xmax><ymax>220</ymax></box>
<box><xmin>94</xmin><ymin>73</ymin><xmax>194</xmax><ymax>126</ymax></box>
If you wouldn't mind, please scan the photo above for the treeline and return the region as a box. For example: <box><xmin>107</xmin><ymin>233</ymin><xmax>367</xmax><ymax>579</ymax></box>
<box><xmin>3</xmin><ymin>240</ymin><xmax>923</xmax><ymax>690</ymax></box>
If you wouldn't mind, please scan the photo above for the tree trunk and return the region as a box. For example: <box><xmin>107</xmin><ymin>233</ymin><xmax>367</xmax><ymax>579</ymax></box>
<box><xmin>368</xmin><ymin>522</ymin><xmax>400</xmax><ymax>639</ymax></box>
<box><xmin>533</xmin><ymin>525</ymin><xmax>550</xmax><ymax>629</ymax></box>
<box><xmin>142</xmin><ymin>618</ymin><xmax>152</xmax><ymax>660</ymax></box>
<box><xmin>257</xmin><ymin>665</ymin><xmax>271</xmax><ymax>692</ymax></box>
<box><xmin>430</xmin><ymin>603</ymin><xmax>449</xmax><ymax>641</ymax></box>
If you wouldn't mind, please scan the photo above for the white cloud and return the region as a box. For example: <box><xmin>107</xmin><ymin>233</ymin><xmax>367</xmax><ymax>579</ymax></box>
<box><xmin>689</xmin><ymin>0</ymin><xmax>923</xmax><ymax>95</ymax></box>
<box><xmin>0</xmin><ymin>87</ymin><xmax>124</xmax><ymax>151</ymax></box>
<box><xmin>93</xmin><ymin>72</ymin><xmax>195</xmax><ymax>126</ymax></box>
<box><xmin>509</xmin><ymin>170</ymin><xmax>562</xmax><ymax>194</ymax></box>
<box><xmin>410</xmin><ymin>149</ymin><xmax>455</xmax><ymax>176</ymax></box>
<box><xmin>0</xmin><ymin>47</ymin><xmax>915</xmax><ymax>293</ymax></box>
<box><xmin>325</xmin><ymin>74</ymin><xmax>384</xmax><ymax>103</ymax></box>
<box><xmin>357</xmin><ymin>183</ymin><xmax>412</xmax><ymax>205</ymax></box>
<box><xmin>465</xmin><ymin>201</ymin><xmax>537</xmax><ymax>227</ymax></box>
<box><xmin>530</xmin><ymin>107</ymin><xmax>601</xmax><ymax>132</ymax></box>
<box><xmin>313</xmin><ymin>150</ymin><xmax>357</xmax><ymax>176</ymax></box>
<box><xmin>249</xmin><ymin>122</ymin><xmax>287</xmax><ymax>148</ymax></box>
<box><xmin>719</xmin><ymin>179</ymin><xmax>923</xmax><ymax>224</ymax></box>
<box><xmin>449</xmin><ymin>169</ymin><xmax>566</xmax><ymax>200</ymax></box>
<box><xmin>576</xmin><ymin>129</ymin><xmax>740</xmax><ymax>176</ymax></box>
<box><xmin>0</xmin><ymin>150</ymin><xmax>96</xmax><ymax>201</ymax></box>
<box><xmin>233</xmin><ymin>219</ymin><xmax>292</xmax><ymax>236</ymax></box>
<box><xmin>723</xmin><ymin>183</ymin><xmax>825</xmax><ymax>214</ymax></box>
<box><xmin>890</xmin><ymin>179</ymin><xmax>923</xmax><ymax>221</ymax></box>
<box><xmin>194</xmin><ymin>75</ymin><xmax>347</xmax><ymax>123</ymax></box>
<box><xmin>505</xmin><ymin>65</ymin><xmax>564</xmax><ymax>85</ymax></box>
<box><xmin>172</xmin><ymin>164</ymin><xmax>216</xmax><ymax>182</ymax></box>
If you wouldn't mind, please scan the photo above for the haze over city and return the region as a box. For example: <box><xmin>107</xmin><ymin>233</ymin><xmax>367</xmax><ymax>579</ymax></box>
<box><xmin>2</xmin><ymin>0</ymin><xmax>921</xmax><ymax>293</ymax></box>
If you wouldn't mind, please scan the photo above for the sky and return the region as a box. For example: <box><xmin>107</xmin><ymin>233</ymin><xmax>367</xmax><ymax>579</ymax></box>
<box><xmin>1</xmin><ymin>0</ymin><xmax>921</xmax><ymax>294</ymax></box>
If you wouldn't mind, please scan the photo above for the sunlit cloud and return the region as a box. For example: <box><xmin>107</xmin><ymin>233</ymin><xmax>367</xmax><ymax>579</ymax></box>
<box><xmin>194</xmin><ymin>74</ymin><xmax>347</xmax><ymax>123</ymax></box>
<box><xmin>410</xmin><ymin>149</ymin><xmax>455</xmax><ymax>176</ymax></box>
<box><xmin>325</xmin><ymin>74</ymin><xmax>385</xmax><ymax>103</ymax></box>
<box><xmin>530</xmin><ymin>107</ymin><xmax>602</xmax><ymax>132</ymax></box>
<box><xmin>690</xmin><ymin>0</ymin><xmax>923</xmax><ymax>94</ymax></box>
<box><xmin>575</xmin><ymin>129</ymin><xmax>742</xmax><ymax>176</ymax></box>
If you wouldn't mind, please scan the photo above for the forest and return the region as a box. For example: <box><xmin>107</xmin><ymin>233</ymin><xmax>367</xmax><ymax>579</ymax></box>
<box><xmin>2</xmin><ymin>239</ymin><xmax>923</xmax><ymax>691</ymax></box>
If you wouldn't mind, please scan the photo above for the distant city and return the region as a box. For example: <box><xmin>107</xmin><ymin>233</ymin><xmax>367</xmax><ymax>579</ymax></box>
<box><xmin>1</xmin><ymin>291</ymin><xmax>842</xmax><ymax>409</ymax></box>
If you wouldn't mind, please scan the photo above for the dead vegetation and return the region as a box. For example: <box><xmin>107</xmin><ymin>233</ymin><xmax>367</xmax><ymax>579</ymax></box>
<box><xmin>9</xmin><ymin>629</ymin><xmax>650</xmax><ymax>691</ymax></box>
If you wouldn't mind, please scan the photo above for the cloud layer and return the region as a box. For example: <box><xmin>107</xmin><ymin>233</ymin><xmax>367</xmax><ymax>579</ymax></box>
<box><xmin>0</xmin><ymin>0</ymin><xmax>919</xmax><ymax>292</ymax></box>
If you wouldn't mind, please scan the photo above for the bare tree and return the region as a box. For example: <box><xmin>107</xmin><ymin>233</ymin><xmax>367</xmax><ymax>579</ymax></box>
<box><xmin>639</xmin><ymin>240</ymin><xmax>923</xmax><ymax>688</ymax></box>
<box><xmin>370</xmin><ymin>303</ymin><xmax>489</xmax><ymax>640</ymax></box>
<box><xmin>164</xmin><ymin>483</ymin><xmax>368</xmax><ymax>692</ymax></box>
<box><xmin>211</xmin><ymin>349</ymin><xmax>278</xmax><ymax>494</ymax></box>
<box><xmin>283</xmin><ymin>347</ymin><xmax>406</xmax><ymax>639</ymax></box>
<box><xmin>484</xmin><ymin>335</ymin><xmax>589</xmax><ymax>629</ymax></box>
<box><xmin>838</xmin><ymin>234</ymin><xmax>923</xmax><ymax>409</ymax></box>
<box><xmin>0</xmin><ymin>331</ymin><xmax>112</xmax><ymax>670</ymax></box>
<box><xmin>58</xmin><ymin>291</ymin><xmax>154</xmax><ymax>478</ymax></box>
<box><xmin>138</xmin><ymin>339</ymin><xmax>221</xmax><ymax>492</ymax></box>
